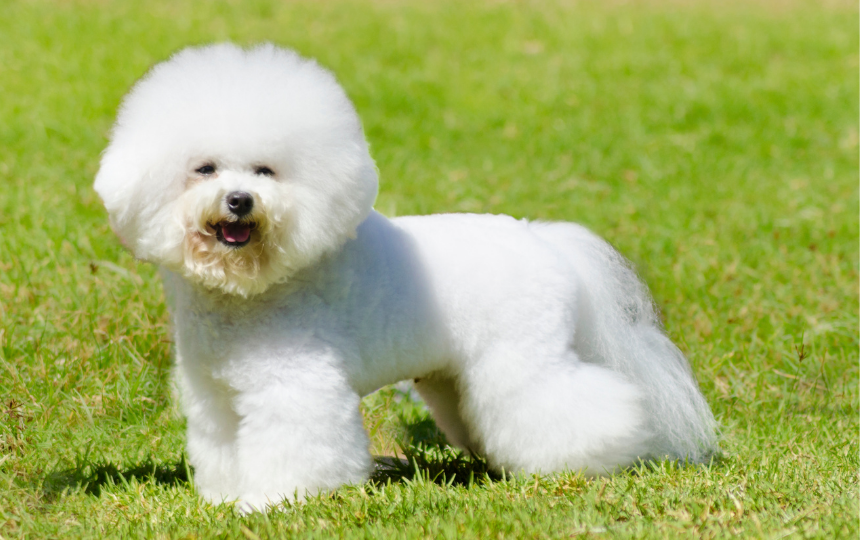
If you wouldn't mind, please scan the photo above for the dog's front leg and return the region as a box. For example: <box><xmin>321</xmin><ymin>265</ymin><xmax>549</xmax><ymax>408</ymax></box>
<box><xmin>229</xmin><ymin>357</ymin><xmax>372</xmax><ymax>513</ymax></box>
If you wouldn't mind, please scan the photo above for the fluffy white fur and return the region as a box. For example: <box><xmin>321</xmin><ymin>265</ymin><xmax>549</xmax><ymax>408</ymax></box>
<box><xmin>94</xmin><ymin>43</ymin><xmax>718</xmax><ymax>512</ymax></box>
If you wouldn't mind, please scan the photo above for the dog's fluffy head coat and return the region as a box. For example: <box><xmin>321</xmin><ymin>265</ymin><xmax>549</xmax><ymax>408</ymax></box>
<box><xmin>94</xmin><ymin>43</ymin><xmax>378</xmax><ymax>296</ymax></box>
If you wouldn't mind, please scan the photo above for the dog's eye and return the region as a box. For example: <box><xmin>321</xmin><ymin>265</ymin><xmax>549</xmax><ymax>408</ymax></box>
<box><xmin>196</xmin><ymin>164</ymin><xmax>216</xmax><ymax>175</ymax></box>
<box><xmin>254</xmin><ymin>166</ymin><xmax>275</xmax><ymax>177</ymax></box>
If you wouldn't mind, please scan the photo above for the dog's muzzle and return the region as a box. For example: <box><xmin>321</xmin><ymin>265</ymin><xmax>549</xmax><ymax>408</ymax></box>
<box><xmin>212</xmin><ymin>192</ymin><xmax>257</xmax><ymax>247</ymax></box>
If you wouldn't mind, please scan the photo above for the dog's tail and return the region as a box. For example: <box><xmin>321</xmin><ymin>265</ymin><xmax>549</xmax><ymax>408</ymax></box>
<box><xmin>531</xmin><ymin>221</ymin><xmax>718</xmax><ymax>464</ymax></box>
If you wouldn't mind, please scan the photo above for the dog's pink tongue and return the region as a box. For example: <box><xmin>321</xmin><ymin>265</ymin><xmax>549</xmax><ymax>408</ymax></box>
<box><xmin>222</xmin><ymin>222</ymin><xmax>251</xmax><ymax>243</ymax></box>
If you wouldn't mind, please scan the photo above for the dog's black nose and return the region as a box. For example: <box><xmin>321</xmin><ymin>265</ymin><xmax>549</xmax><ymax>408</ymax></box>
<box><xmin>226</xmin><ymin>192</ymin><xmax>254</xmax><ymax>216</ymax></box>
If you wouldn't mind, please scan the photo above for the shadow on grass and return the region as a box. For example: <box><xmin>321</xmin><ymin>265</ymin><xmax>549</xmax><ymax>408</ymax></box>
<box><xmin>46</xmin><ymin>414</ymin><xmax>719</xmax><ymax>499</ymax></box>
<box><xmin>41</xmin><ymin>411</ymin><xmax>722</xmax><ymax>499</ymax></box>
<box><xmin>370</xmin><ymin>415</ymin><xmax>502</xmax><ymax>487</ymax></box>
<box><xmin>41</xmin><ymin>417</ymin><xmax>495</xmax><ymax>499</ymax></box>
<box><xmin>42</xmin><ymin>447</ymin><xmax>494</xmax><ymax>502</ymax></box>
<box><xmin>371</xmin><ymin>444</ymin><xmax>502</xmax><ymax>487</ymax></box>
<box><xmin>43</xmin><ymin>455</ymin><xmax>190</xmax><ymax>499</ymax></box>
<box><xmin>42</xmin><ymin>443</ymin><xmax>720</xmax><ymax>502</ymax></box>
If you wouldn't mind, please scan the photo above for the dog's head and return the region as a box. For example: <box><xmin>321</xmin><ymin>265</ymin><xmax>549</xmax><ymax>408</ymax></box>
<box><xmin>94</xmin><ymin>43</ymin><xmax>378</xmax><ymax>296</ymax></box>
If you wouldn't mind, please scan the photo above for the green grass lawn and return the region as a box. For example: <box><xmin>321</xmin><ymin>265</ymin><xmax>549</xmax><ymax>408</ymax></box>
<box><xmin>0</xmin><ymin>0</ymin><xmax>857</xmax><ymax>537</ymax></box>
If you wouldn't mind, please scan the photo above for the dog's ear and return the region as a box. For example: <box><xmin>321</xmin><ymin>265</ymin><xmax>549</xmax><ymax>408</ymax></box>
<box><xmin>94</xmin><ymin>148</ymin><xmax>145</xmax><ymax>254</ymax></box>
<box><xmin>94</xmin><ymin>144</ymin><xmax>185</xmax><ymax>264</ymax></box>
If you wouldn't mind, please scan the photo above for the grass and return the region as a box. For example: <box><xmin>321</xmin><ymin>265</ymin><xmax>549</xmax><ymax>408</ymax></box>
<box><xmin>0</xmin><ymin>0</ymin><xmax>857</xmax><ymax>537</ymax></box>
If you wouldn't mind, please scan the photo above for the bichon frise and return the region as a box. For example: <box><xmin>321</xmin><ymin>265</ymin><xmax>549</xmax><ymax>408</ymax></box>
<box><xmin>94</xmin><ymin>43</ymin><xmax>717</xmax><ymax>512</ymax></box>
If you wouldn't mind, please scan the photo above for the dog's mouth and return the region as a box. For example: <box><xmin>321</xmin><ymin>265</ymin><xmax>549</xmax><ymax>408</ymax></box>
<box><xmin>211</xmin><ymin>220</ymin><xmax>257</xmax><ymax>247</ymax></box>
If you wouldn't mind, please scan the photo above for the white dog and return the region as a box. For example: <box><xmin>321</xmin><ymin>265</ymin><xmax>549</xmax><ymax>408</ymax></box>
<box><xmin>94</xmin><ymin>43</ymin><xmax>717</xmax><ymax>511</ymax></box>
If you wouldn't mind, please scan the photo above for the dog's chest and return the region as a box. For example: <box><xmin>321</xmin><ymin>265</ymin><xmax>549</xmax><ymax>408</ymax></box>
<box><xmin>173</xmin><ymin>287</ymin><xmax>342</xmax><ymax>370</ymax></box>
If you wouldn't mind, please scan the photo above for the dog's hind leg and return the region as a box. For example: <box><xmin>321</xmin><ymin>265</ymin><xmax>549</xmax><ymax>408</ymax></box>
<box><xmin>458</xmin><ymin>346</ymin><xmax>654</xmax><ymax>476</ymax></box>
<box><xmin>413</xmin><ymin>374</ymin><xmax>479</xmax><ymax>452</ymax></box>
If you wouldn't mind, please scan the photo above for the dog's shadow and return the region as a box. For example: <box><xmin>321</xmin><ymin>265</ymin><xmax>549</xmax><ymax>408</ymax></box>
<box><xmin>43</xmin><ymin>419</ymin><xmax>497</xmax><ymax>499</ymax></box>
<box><xmin>43</xmin><ymin>455</ymin><xmax>192</xmax><ymax>499</ymax></box>
<box><xmin>371</xmin><ymin>448</ymin><xmax>499</xmax><ymax>487</ymax></box>
<box><xmin>370</xmin><ymin>416</ymin><xmax>500</xmax><ymax>487</ymax></box>
<box><xmin>42</xmin><ymin>451</ymin><xmax>494</xmax><ymax>501</ymax></box>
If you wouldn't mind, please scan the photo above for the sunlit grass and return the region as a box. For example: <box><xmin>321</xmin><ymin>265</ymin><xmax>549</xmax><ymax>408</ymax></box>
<box><xmin>0</xmin><ymin>0</ymin><xmax>857</xmax><ymax>537</ymax></box>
